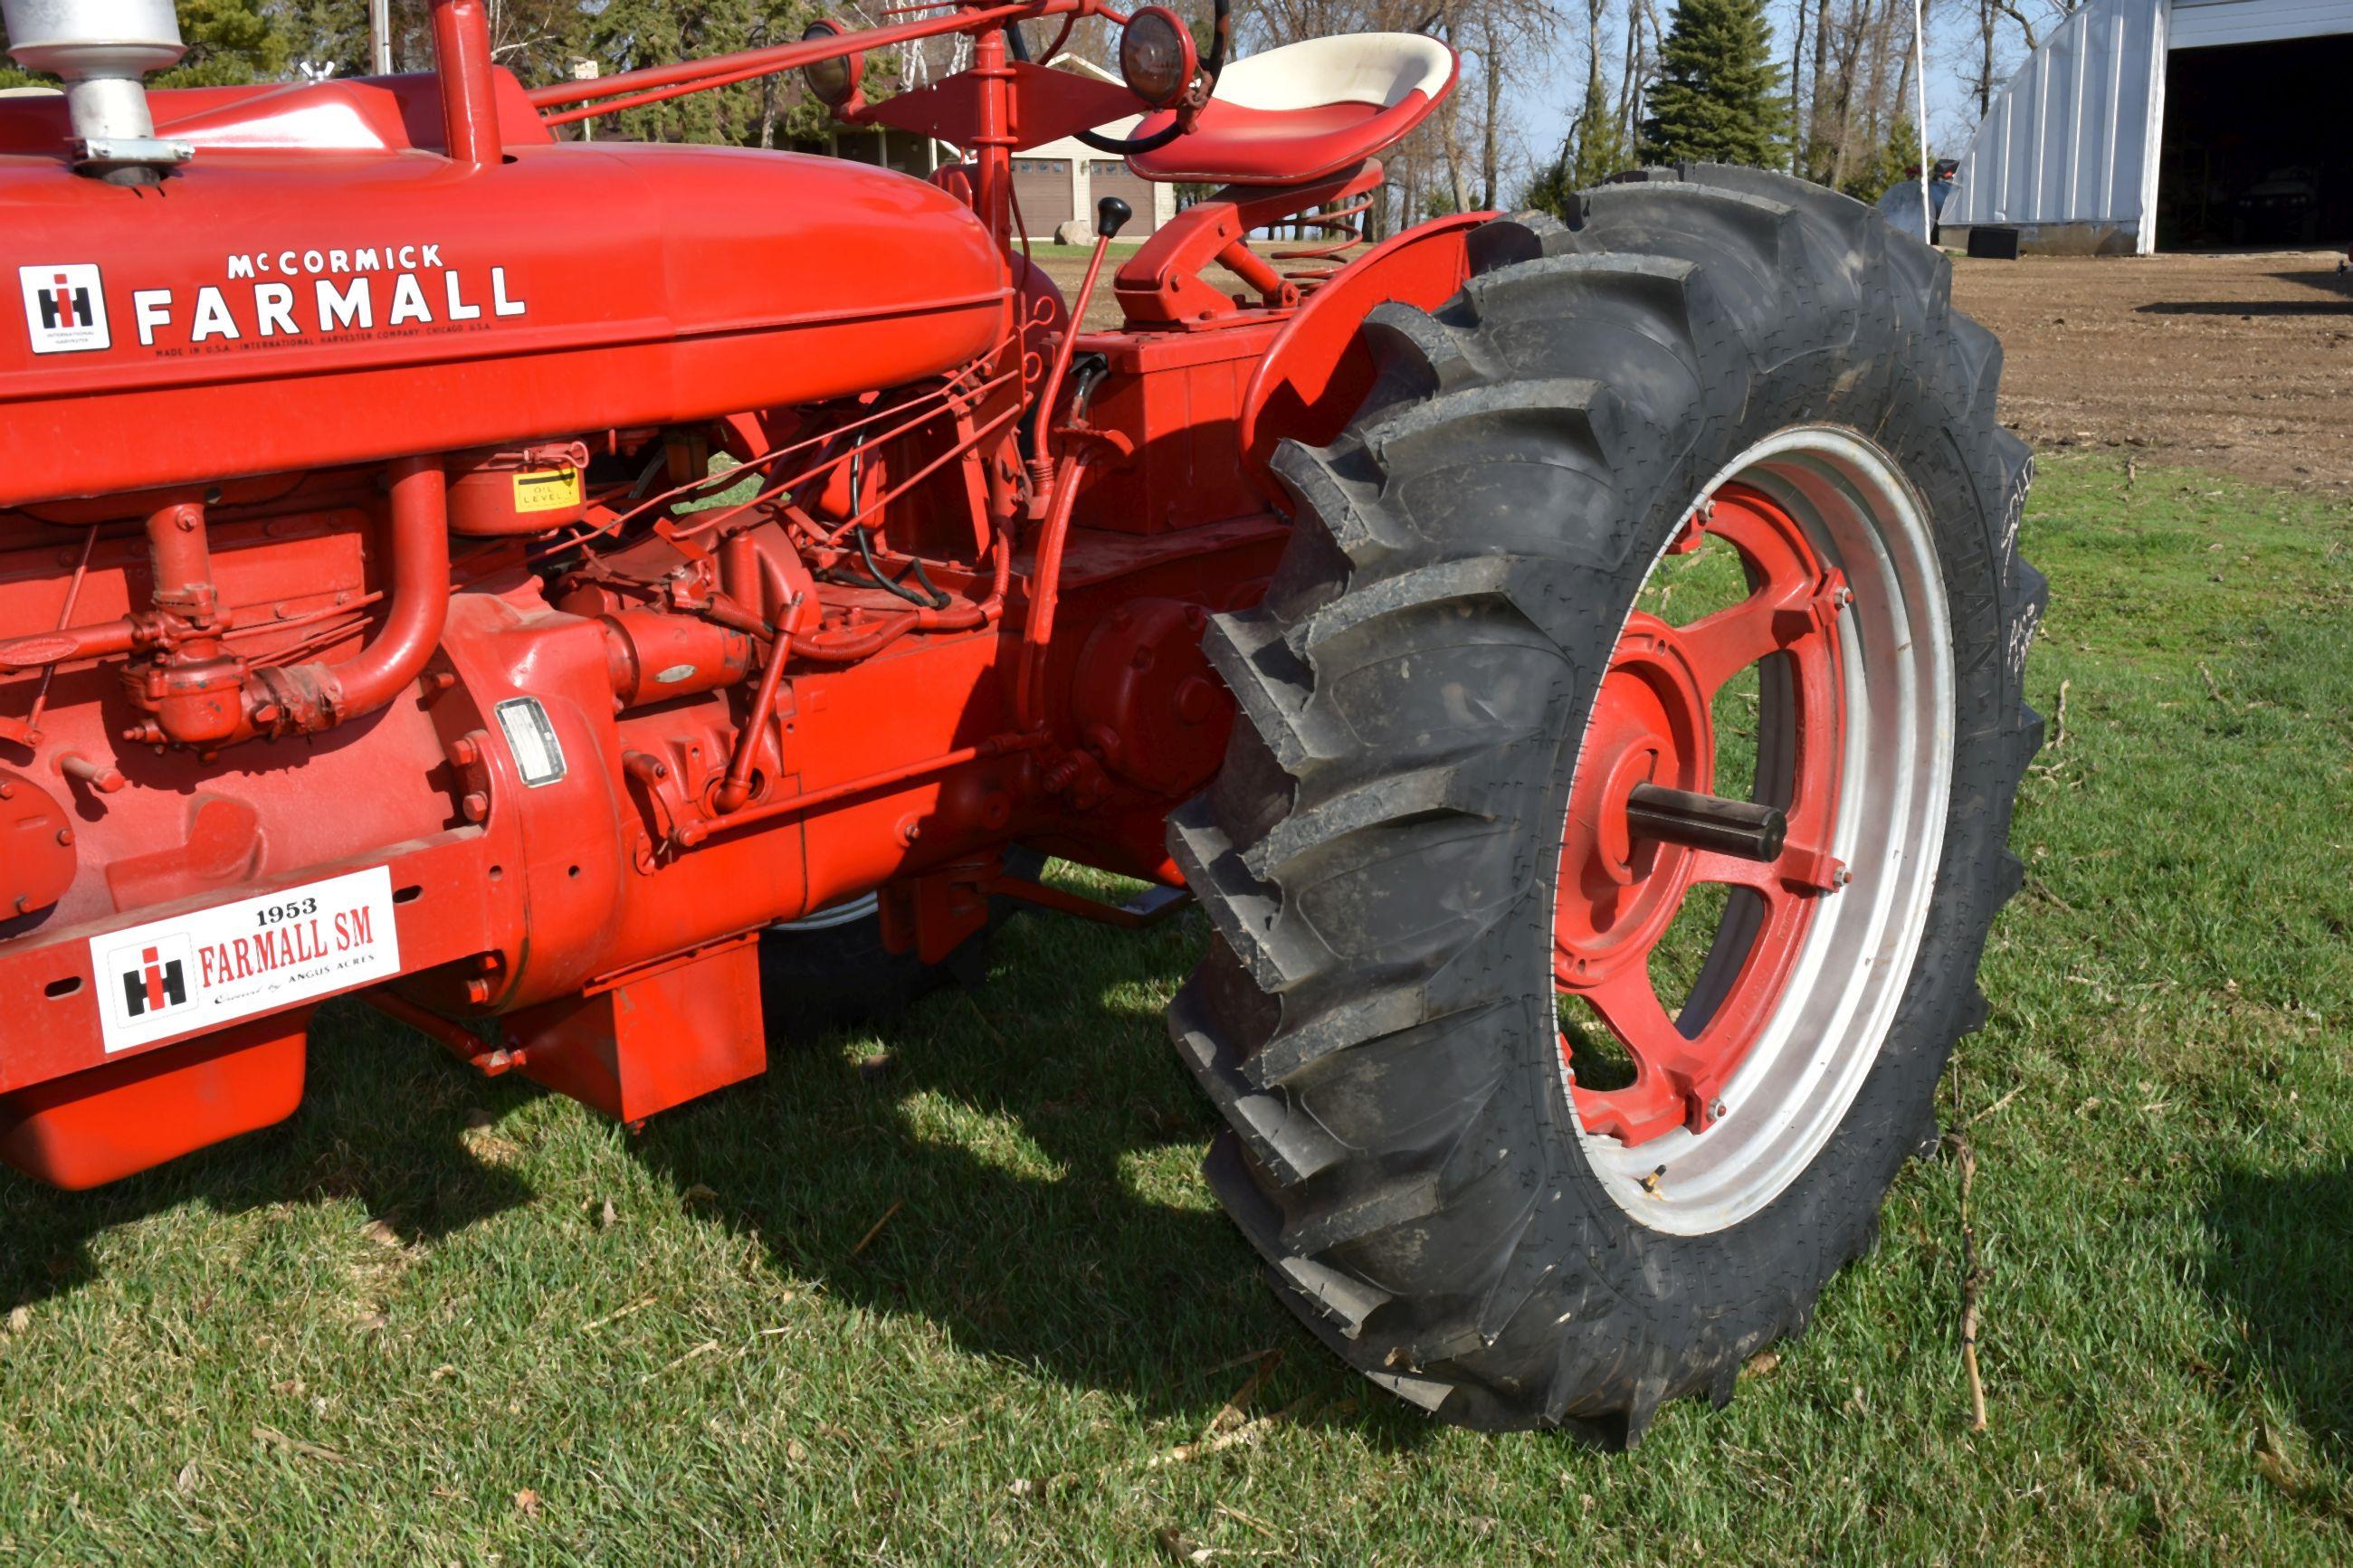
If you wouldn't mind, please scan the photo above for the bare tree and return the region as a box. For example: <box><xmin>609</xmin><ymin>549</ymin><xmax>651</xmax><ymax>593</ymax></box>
<box><xmin>1788</xmin><ymin>0</ymin><xmax>1809</xmax><ymax>169</ymax></box>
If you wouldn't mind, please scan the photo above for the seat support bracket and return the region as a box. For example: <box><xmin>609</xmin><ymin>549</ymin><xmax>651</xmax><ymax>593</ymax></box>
<box><xmin>1111</xmin><ymin>160</ymin><xmax>1383</xmax><ymax>328</ymax></box>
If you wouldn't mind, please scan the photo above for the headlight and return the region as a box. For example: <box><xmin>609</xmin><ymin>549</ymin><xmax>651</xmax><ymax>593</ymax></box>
<box><xmin>1119</xmin><ymin>7</ymin><xmax>1196</xmax><ymax>109</ymax></box>
<box><xmin>802</xmin><ymin>20</ymin><xmax>861</xmax><ymax>108</ymax></box>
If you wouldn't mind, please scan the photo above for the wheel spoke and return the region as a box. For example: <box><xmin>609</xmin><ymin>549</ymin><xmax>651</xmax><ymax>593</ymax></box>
<box><xmin>1704</xmin><ymin>485</ymin><xmax>1821</xmax><ymax>594</ymax></box>
<box><xmin>1575</xmin><ymin>963</ymin><xmax>1684</xmax><ymax>1065</ymax></box>
<box><xmin>1566</xmin><ymin>965</ymin><xmax>1695</xmax><ymax>1140</ymax></box>
<box><xmin>1684</xmin><ymin>847</ymin><xmax>1786</xmax><ymax>896</ymax></box>
<box><xmin>1674</xmin><ymin>593</ymin><xmax>1796</xmax><ymax>696</ymax></box>
<box><xmin>1689</xmin><ymin>843</ymin><xmax>1845</xmax><ymax>898</ymax></box>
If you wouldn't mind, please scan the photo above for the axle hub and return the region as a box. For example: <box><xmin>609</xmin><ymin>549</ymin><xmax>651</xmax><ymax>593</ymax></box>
<box><xmin>1624</xmin><ymin>782</ymin><xmax>1786</xmax><ymax>863</ymax></box>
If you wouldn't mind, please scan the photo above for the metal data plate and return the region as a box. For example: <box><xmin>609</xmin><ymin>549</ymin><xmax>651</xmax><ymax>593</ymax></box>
<box><xmin>494</xmin><ymin>697</ymin><xmax>567</xmax><ymax>787</ymax></box>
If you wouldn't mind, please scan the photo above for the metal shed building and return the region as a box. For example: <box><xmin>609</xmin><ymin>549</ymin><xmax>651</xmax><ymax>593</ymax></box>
<box><xmin>1944</xmin><ymin>0</ymin><xmax>2352</xmax><ymax>252</ymax></box>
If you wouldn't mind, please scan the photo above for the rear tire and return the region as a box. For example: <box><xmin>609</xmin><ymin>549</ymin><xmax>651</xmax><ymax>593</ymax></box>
<box><xmin>1172</xmin><ymin>166</ymin><xmax>2044</xmax><ymax>1440</ymax></box>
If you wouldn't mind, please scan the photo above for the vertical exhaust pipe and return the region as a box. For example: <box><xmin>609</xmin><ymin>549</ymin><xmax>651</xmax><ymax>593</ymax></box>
<box><xmin>428</xmin><ymin>0</ymin><xmax>500</xmax><ymax>169</ymax></box>
<box><xmin>0</xmin><ymin>0</ymin><xmax>192</xmax><ymax>182</ymax></box>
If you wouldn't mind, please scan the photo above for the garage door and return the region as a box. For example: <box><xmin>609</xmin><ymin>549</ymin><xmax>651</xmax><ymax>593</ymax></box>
<box><xmin>1088</xmin><ymin>160</ymin><xmax>1159</xmax><ymax>237</ymax></box>
<box><xmin>1012</xmin><ymin>158</ymin><xmax>1073</xmax><ymax>237</ymax></box>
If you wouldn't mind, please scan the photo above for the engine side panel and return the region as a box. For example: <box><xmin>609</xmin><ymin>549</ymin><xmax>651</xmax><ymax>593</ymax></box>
<box><xmin>0</xmin><ymin>138</ymin><xmax>1008</xmax><ymax>508</ymax></box>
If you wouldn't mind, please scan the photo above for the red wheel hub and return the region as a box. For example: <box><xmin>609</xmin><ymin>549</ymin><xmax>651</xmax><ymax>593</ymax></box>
<box><xmin>1557</xmin><ymin>484</ymin><xmax>1852</xmax><ymax>1145</ymax></box>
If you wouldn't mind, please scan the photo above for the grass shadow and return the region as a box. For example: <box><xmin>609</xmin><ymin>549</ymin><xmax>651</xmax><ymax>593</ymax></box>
<box><xmin>2205</xmin><ymin>1158</ymin><xmax>2353</xmax><ymax>1466</ymax></box>
<box><xmin>0</xmin><ymin>899</ymin><xmax>1434</xmax><ymax>1449</ymax></box>
<box><xmin>625</xmin><ymin>903</ymin><xmax>1437</xmax><ymax>1448</ymax></box>
<box><xmin>0</xmin><ymin>1000</ymin><xmax>538</xmax><ymax>1314</ymax></box>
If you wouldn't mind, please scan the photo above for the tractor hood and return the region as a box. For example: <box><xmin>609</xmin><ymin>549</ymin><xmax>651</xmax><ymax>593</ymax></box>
<box><xmin>0</xmin><ymin>73</ymin><xmax>1009</xmax><ymax>508</ymax></box>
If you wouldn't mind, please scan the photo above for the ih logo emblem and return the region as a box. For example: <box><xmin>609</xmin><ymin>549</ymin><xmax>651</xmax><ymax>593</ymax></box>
<box><xmin>108</xmin><ymin>934</ymin><xmax>193</xmax><ymax>1024</ymax></box>
<box><xmin>18</xmin><ymin>263</ymin><xmax>110</xmax><ymax>354</ymax></box>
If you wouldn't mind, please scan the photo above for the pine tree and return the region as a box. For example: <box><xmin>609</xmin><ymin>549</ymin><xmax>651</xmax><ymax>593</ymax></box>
<box><xmin>1571</xmin><ymin>91</ymin><xmax>1629</xmax><ymax>188</ymax></box>
<box><xmin>574</xmin><ymin>0</ymin><xmax>852</xmax><ymax>146</ymax></box>
<box><xmin>276</xmin><ymin>0</ymin><xmax>373</xmax><ymax>79</ymax></box>
<box><xmin>1519</xmin><ymin>53</ymin><xmax>1634</xmax><ymax>220</ymax></box>
<box><xmin>0</xmin><ymin>0</ymin><xmax>294</xmax><ymax>90</ymax></box>
<box><xmin>164</xmin><ymin>0</ymin><xmax>294</xmax><ymax>84</ymax></box>
<box><xmin>1842</xmin><ymin>114</ymin><xmax>1920</xmax><ymax>204</ymax></box>
<box><xmin>1637</xmin><ymin>0</ymin><xmax>1789</xmax><ymax>169</ymax></box>
<box><xmin>1518</xmin><ymin>143</ymin><xmax>1574</xmax><ymax>219</ymax></box>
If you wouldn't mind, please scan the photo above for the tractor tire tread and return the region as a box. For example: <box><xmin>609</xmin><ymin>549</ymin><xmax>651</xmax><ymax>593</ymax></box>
<box><xmin>1175</xmin><ymin>165</ymin><xmax>2045</xmax><ymax>1437</ymax></box>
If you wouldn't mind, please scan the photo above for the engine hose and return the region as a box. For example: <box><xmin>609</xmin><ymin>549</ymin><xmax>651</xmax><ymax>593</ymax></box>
<box><xmin>849</xmin><ymin>526</ymin><xmax>952</xmax><ymax>610</ymax></box>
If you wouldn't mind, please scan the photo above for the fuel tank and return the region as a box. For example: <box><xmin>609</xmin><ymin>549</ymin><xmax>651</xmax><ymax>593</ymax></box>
<box><xmin>0</xmin><ymin>72</ymin><xmax>1010</xmax><ymax>508</ymax></box>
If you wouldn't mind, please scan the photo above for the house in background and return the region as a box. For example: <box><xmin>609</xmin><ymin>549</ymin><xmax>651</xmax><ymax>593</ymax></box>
<box><xmin>822</xmin><ymin>54</ymin><xmax>1176</xmax><ymax>243</ymax></box>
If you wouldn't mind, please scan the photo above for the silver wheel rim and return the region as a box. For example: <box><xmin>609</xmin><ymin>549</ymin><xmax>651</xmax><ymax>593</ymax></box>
<box><xmin>1558</xmin><ymin>426</ymin><xmax>1956</xmax><ymax>1236</ymax></box>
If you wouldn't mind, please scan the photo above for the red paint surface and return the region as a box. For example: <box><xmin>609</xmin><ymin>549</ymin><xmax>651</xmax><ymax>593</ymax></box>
<box><xmin>0</xmin><ymin>88</ymin><xmax>1005</xmax><ymax>508</ymax></box>
<box><xmin>1555</xmin><ymin>487</ymin><xmax>1852</xmax><ymax>1145</ymax></box>
<box><xmin>0</xmin><ymin>0</ymin><xmax>1459</xmax><ymax>1188</ymax></box>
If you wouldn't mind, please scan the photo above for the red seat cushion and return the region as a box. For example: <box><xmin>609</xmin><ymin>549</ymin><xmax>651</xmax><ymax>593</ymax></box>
<box><xmin>1128</xmin><ymin>94</ymin><xmax>1435</xmax><ymax>185</ymax></box>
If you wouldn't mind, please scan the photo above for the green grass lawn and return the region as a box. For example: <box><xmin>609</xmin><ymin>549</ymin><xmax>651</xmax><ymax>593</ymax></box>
<box><xmin>1</xmin><ymin>457</ymin><xmax>2348</xmax><ymax>1563</ymax></box>
<box><xmin>1020</xmin><ymin>240</ymin><xmax>1148</xmax><ymax>263</ymax></box>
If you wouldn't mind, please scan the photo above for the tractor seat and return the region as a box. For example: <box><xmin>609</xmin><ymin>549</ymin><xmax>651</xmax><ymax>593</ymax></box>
<box><xmin>1125</xmin><ymin>33</ymin><xmax>1455</xmax><ymax>186</ymax></box>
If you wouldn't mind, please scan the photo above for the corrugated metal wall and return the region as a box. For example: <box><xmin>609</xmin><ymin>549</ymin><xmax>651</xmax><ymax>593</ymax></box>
<box><xmin>1944</xmin><ymin>0</ymin><xmax>2170</xmax><ymax>252</ymax></box>
<box><xmin>2172</xmin><ymin>0</ymin><xmax>2353</xmax><ymax>48</ymax></box>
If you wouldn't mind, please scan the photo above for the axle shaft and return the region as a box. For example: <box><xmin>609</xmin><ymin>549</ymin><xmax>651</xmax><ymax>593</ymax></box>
<box><xmin>1625</xmin><ymin>782</ymin><xmax>1786</xmax><ymax>863</ymax></box>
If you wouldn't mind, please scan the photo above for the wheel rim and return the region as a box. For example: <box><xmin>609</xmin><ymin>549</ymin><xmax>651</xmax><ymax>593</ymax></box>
<box><xmin>1552</xmin><ymin>427</ymin><xmax>1955</xmax><ymax>1236</ymax></box>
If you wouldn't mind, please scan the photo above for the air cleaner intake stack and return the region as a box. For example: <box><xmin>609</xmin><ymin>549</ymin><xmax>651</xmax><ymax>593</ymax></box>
<box><xmin>2</xmin><ymin>0</ymin><xmax>192</xmax><ymax>181</ymax></box>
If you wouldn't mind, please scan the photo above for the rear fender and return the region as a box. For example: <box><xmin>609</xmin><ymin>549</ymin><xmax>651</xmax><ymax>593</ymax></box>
<box><xmin>1237</xmin><ymin>212</ymin><xmax>1494</xmax><ymax>504</ymax></box>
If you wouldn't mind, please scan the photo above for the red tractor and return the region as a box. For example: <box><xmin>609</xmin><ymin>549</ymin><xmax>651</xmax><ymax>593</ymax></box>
<box><xmin>0</xmin><ymin>0</ymin><xmax>2042</xmax><ymax>1440</ymax></box>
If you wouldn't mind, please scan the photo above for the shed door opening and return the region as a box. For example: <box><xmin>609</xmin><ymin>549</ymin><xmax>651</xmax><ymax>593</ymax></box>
<box><xmin>2157</xmin><ymin>34</ymin><xmax>2351</xmax><ymax>249</ymax></box>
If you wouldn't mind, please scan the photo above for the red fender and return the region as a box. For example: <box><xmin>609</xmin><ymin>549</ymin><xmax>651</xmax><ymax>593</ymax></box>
<box><xmin>1237</xmin><ymin>211</ymin><xmax>1494</xmax><ymax>503</ymax></box>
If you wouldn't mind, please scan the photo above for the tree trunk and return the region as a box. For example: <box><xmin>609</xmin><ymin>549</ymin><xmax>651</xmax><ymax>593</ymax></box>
<box><xmin>1797</xmin><ymin>0</ymin><xmax>1816</xmax><ymax>176</ymax></box>
<box><xmin>1810</xmin><ymin>0</ymin><xmax>1834</xmax><ymax>179</ymax></box>
<box><xmin>1616</xmin><ymin>0</ymin><xmax>1640</xmax><ymax>143</ymax></box>
<box><xmin>1977</xmin><ymin>0</ymin><xmax>1996</xmax><ymax>116</ymax></box>
<box><xmin>1891</xmin><ymin>17</ymin><xmax>1914</xmax><ymax>132</ymax></box>
<box><xmin>1480</xmin><ymin>13</ymin><xmax>1501</xmax><ymax>209</ymax></box>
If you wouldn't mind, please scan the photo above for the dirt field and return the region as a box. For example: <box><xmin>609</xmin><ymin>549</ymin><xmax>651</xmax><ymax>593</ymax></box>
<box><xmin>1953</xmin><ymin>250</ymin><xmax>2353</xmax><ymax>493</ymax></box>
<box><xmin>1048</xmin><ymin>243</ymin><xmax>2353</xmax><ymax>491</ymax></box>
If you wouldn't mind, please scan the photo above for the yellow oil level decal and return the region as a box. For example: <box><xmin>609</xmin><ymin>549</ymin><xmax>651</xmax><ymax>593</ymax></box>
<box><xmin>512</xmin><ymin>467</ymin><xmax>582</xmax><ymax>513</ymax></box>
